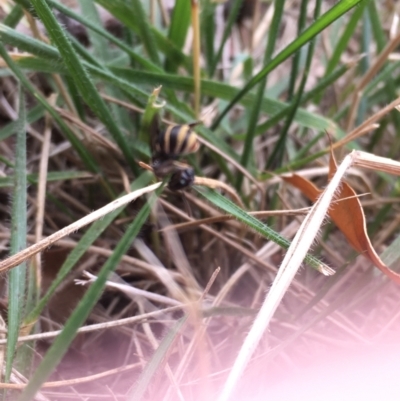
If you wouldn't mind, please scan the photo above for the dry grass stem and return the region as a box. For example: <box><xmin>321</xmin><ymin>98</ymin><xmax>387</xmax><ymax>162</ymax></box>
<box><xmin>159</xmin><ymin>207</ymin><xmax>311</xmax><ymax>233</ymax></box>
<box><xmin>346</xmin><ymin>30</ymin><xmax>400</xmax><ymax>130</ymax></box>
<box><xmin>0</xmin><ymin>363</ymin><xmax>141</xmax><ymax>389</ymax></box>
<box><xmin>217</xmin><ymin>152</ymin><xmax>356</xmax><ymax>401</ymax></box>
<box><xmin>0</xmin><ymin>304</ymin><xmax>188</xmax><ymax>346</ymax></box>
<box><xmin>0</xmin><ymin>183</ymin><xmax>162</xmax><ymax>273</ymax></box>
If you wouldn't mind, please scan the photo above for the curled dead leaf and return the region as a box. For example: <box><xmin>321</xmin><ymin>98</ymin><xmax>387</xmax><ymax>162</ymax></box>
<box><xmin>282</xmin><ymin>149</ymin><xmax>400</xmax><ymax>284</ymax></box>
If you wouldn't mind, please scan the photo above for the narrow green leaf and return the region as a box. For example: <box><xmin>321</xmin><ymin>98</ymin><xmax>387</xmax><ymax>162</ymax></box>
<box><xmin>29</xmin><ymin>0</ymin><xmax>137</xmax><ymax>172</ymax></box>
<box><xmin>17</xmin><ymin>187</ymin><xmax>161</xmax><ymax>401</ymax></box>
<box><xmin>24</xmin><ymin>172</ymin><xmax>153</xmax><ymax>325</ymax></box>
<box><xmin>195</xmin><ymin>187</ymin><xmax>328</xmax><ymax>273</ymax></box>
<box><xmin>0</xmin><ymin>23</ymin><xmax>60</xmax><ymax>61</ymax></box>
<box><xmin>95</xmin><ymin>0</ymin><xmax>192</xmax><ymax>71</ymax></box>
<box><xmin>166</xmin><ymin>0</ymin><xmax>191</xmax><ymax>72</ymax></box>
<box><xmin>367</xmin><ymin>0</ymin><xmax>385</xmax><ymax>51</ymax></box>
<box><xmin>129</xmin><ymin>0</ymin><xmax>160</xmax><ymax>65</ymax></box>
<box><xmin>78</xmin><ymin>0</ymin><xmax>133</xmax><ymax>130</ymax></box>
<box><xmin>267</xmin><ymin>0</ymin><xmax>322</xmax><ymax>169</ymax></box>
<box><xmin>107</xmin><ymin>68</ymin><xmax>343</xmax><ymax>137</ymax></box>
<box><xmin>128</xmin><ymin>316</ymin><xmax>187</xmax><ymax>401</ymax></box>
<box><xmin>201</xmin><ymin>0</ymin><xmax>216</xmax><ymax>74</ymax></box>
<box><xmin>0</xmin><ymin>103</ymin><xmax>44</xmax><ymax>141</ymax></box>
<box><xmin>209</xmin><ymin>0</ymin><xmax>243</xmax><ymax>77</ymax></box>
<box><xmin>286</xmin><ymin>0</ymin><xmax>308</xmax><ymax>102</ymax></box>
<box><xmin>138</xmin><ymin>86</ymin><xmax>164</xmax><ymax>148</ymax></box>
<box><xmin>325</xmin><ymin>2</ymin><xmax>365</xmax><ymax>76</ymax></box>
<box><xmin>6</xmin><ymin>86</ymin><xmax>27</xmax><ymax>381</ymax></box>
<box><xmin>0</xmin><ymin>41</ymin><xmax>100</xmax><ymax>173</ymax></box>
<box><xmin>0</xmin><ymin>171</ymin><xmax>93</xmax><ymax>188</ymax></box>
<box><xmin>238</xmin><ymin>0</ymin><xmax>285</xmax><ymax>188</ymax></box>
<box><xmin>47</xmin><ymin>0</ymin><xmax>161</xmax><ymax>71</ymax></box>
<box><xmin>3</xmin><ymin>4</ymin><xmax>24</xmax><ymax>27</ymax></box>
<box><xmin>212</xmin><ymin>0</ymin><xmax>365</xmax><ymax>129</ymax></box>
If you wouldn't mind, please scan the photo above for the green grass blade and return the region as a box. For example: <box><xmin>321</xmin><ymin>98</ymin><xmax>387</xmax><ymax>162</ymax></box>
<box><xmin>107</xmin><ymin>68</ymin><xmax>342</xmax><ymax>137</ymax></box>
<box><xmin>24</xmin><ymin>172</ymin><xmax>153</xmax><ymax>325</ymax></box>
<box><xmin>286</xmin><ymin>0</ymin><xmax>308</xmax><ymax>102</ymax></box>
<box><xmin>0</xmin><ymin>23</ymin><xmax>61</xmax><ymax>61</ymax></box>
<box><xmin>0</xmin><ymin>41</ymin><xmax>100</xmax><ymax>173</ymax></box>
<box><xmin>237</xmin><ymin>0</ymin><xmax>285</xmax><ymax>188</ymax></box>
<box><xmin>5</xmin><ymin>86</ymin><xmax>27</xmax><ymax>382</ymax></box>
<box><xmin>209</xmin><ymin>0</ymin><xmax>242</xmax><ymax>77</ymax></box>
<box><xmin>3</xmin><ymin>4</ymin><xmax>24</xmax><ymax>27</ymax></box>
<box><xmin>212</xmin><ymin>0</ymin><xmax>365</xmax><ymax>129</ymax></box>
<box><xmin>138</xmin><ymin>86</ymin><xmax>164</xmax><ymax>149</ymax></box>
<box><xmin>128</xmin><ymin>316</ymin><xmax>187</xmax><ymax>401</ymax></box>
<box><xmin>201</xmin><ymin>0</ymin><xmax>216</xmax><ymax>75</ymax></box>
<box><xmin>255</xmin><ymin>64</ymin><xmax>349</xmax><ymax>141</ymax></box>
<box><xmin>129</xmin><ymin>0</ymin><xmax>160</xmax><ymax>65</ymax></box>
<box><xmin>29</xmin><ymin>0</ymin><xmax>137</xmax><ymax>172</ymax></box>
<box><xmin>78</xmin><ymin>0</ymin><xmax>133</xmax><ymax>129</ymax></box>
<box><xmin>195</xmin><ymin>187</ymin><xmax>328</xmax><ymax>273</ymax></box>
<box><xmin>367</xmin><ymin>0</ymin><xmax>385</xmax><ymax>51</ymax></box>
<box><xmin>267</xmin><ymin>0</ymin><xmax>322</xmax><ymax>169</ymax></box>
<box><xmin>325</xmin><ymin>2</ymin><xmax>365</xmax><ymax>76</ymax></box>
<box><xmin>95</xmin><ymin>0</ymin><xmax>192</xmax><ymax>72</ymax></box>
<box><xmin>79</xmin><ymin>0</ymin><xmax>109</xmax><ymax>61</ymax></box>
<box><xmin>166</xmin><ymin>0</ymin><xmax>191</xmax><ymax>72</ymax></box>
<box><xmin>46</xmin><ymin>0</ymin><xmax>161</xmax><ymax>71</ymax></box>
<box><xmin>17</xmin><ymin>188</ymin><xmax>161</xmax><ymax>401</ymax></box>
<box><xmin>0</xmin><ymin>103</ymin><xmax>44</xmax><ymax>141</ymax></box>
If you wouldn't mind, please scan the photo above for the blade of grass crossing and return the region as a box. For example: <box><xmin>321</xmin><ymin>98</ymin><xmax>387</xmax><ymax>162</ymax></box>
<box><xmin>95</xmin><ymin>0</ymin><xmax>192</xmax><ymax>72</ymax></box>
<box><xmin>201</xmin><ymin>0</ymin><xmax>216</xmax><ymax>75</ymax></box>
<box><xmin>209</xmin><ymin>0</ymin><xmax>243</xmax><ymax>77</ymax></box>
<box><xmin>24</xmin><ymin>172</ymin><xmax>153</xmax><ymax>327</ymax></box>
<box><xmin>0</xmin><ymin>41</ymin><xmax>99</xmax><ymax>173</ymax></box>
<box><xmin>29</xmin><ymin>0</ymin><xmax>138</xmax><ymax>173</ymax></box>
<box><xmin>255</xmin><ymin>64</ymin><xmax>348</xmax><ymax>139</ymax></box>
<box><xmin>5</xmin><ymin>86</ymin><xmax>27</xmax><ymax>382</ymax></box>
<box><xmin>0</xmin><ymin>24</ymin><xmax>150</xmax><ymax>111</ymax></box>
<box><xmin>17</xmin><ymin>187</ymin><xmax>162</xmax><ymax>401</ymax></box>
<box><xmin>356</xmin><ymin>8</ymin><xmax>370</xmax><ymax>127</ymax></box>
<box><xmin>78</xmin><ymin>0</ymin><xmax>133</xmax><ymax>130</ymax></box>
<box><xmin>195</xmin><ymin>187</ymin><xmax>331</xmax><ymax>274</ymax></box>
<box><xmin>128</xmin><ymin>316</ymin><xmax>187</xmax><ymax>401</ymax></box>
<box><xmin>3</xmin><ymin>4</ymin><xmax>24</xmax><ymax>27</ymax></box>
<box><xmin>286</xmin><ymin>0</ymin><xmax>308</xmax><ymax>102</ymax></box>
<box><xmin>46</xmin><ymin>0</ymin><xmax>161</xmax><ymax>71</ymax></box>
<box><xmin>367</xmin><ymin>0</ymin><xmax>385</xmax><ymax>51</ymax></box>
<box><xmin>191</xmin><ymin>0</ymin><xmax>201</xmax><ymax>118</ymax></box>
<box><xmin>237</xmin><ymin>0</ymin><xmax>285</xmax><ymax>189</ymax></box>
<box><xmin>325</xmin><ymin>2</ymin><xmax>365</xmax><ymax>76</ymax></box>
<box><xmin>0</xmin><ymin>23</ymin><xmax>61</xmax><ymax>62</ymax></box>
<box><xmin>267</xmin><ymin>0</ymin><xmax>322</xmax><ymax>169</ymax></box>
<box><xmin>166</xmin><ymin>0</ymin><xmax>191</xmax><ymax>72</ymax></box>
<box><xmin>211</xmin><ymin>0</ymin><xmax>365</xmax><ymax>129</ymax></box>
<box><xmin>108</xmin><ymin>67</ymin><xmax>342</xmax><ymax>136</ymax></box>
<box><xmin>0</xmin><ymin>103</ymin><xmax>44</xmax><ymax>141</ymax></box>
<box><xmin>129</xmin><ymin>0</ymin><xmax>160</xmax><ymax>66</ymax></box>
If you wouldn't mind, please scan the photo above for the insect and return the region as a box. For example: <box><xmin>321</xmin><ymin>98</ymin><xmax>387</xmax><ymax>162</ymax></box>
<box><xmin>150</xmin><ymin>119</ymin><xmax>200</xmax><ymax>191</ymax></box>
<box><xmin>152</xmin><ymin>122</ymin><xmax>200</xmax><ymax>160</ymax></box>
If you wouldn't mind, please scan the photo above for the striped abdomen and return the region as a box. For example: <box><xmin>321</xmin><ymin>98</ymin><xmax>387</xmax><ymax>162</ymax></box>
<box><xmin>155</xmin><ymin>125</ymin><xmax>199</xmax><ymax>158</ymax></box>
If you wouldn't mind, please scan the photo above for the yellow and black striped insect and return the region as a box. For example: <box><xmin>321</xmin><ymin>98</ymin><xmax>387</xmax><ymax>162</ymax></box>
<box><xmin>150</xmin><ymin>119</ymin><xmax>200</xmax><ymax>191</ymax></box>
<box><xmin>152</xmin><ymin>122</ymin><xmax>200</xmax><ymax>160</ymax></box>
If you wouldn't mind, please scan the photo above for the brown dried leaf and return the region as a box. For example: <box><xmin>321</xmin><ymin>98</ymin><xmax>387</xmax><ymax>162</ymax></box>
<box><xmin>282</xmin><ymin>150</ymin><xmax>400</xmax><ymax>284</ymax></box>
